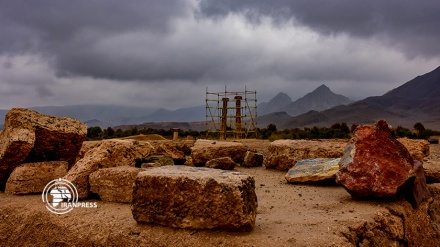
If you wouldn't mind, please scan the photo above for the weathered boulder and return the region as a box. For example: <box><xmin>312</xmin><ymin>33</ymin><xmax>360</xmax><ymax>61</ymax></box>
<box><xmin>5</xmin><ymin>161</ymin><xmax>68</xmax><ymax>195</ymax></box>
<box><xmin>0</xmin><ymin>108</ymin><xmax>86</xmax><ymax>190</ymax></box>
<box><xmin>397</xmin><ymin>137</ymin><xmax>430</xmax><ymax>162</ymax></box>
<box><xmin>89</xmin><ymin>166</ymin><xmax>144</xmax><ymax>203</ymax></box>
<box><xmin>242</xmin><ymin>151</ymin><xmax>264</xmax><ymax>168</ymax></box>
<box><xmin>285</xmin><ymin>158</ymin><xmax>340</xmax><ymax>184</ymax></box>
<box><xmin>264</xmin><ymin>140</ymin><xmax>346</xmax><ymax>171</ymax></box>
<box><xmin>13</xmin><ymin>108</ymin><xmax>87</xmax><ymax>166</ymax></box>
<box><xmin>205</xmin><ymin>157</ymin><xmax>236</xmax><ymax>170</ymax></box>
<box><xmin>336</xmin><ymin>120</ymin><xmax>431</xmax><ymax>208</ymax></box>
<box><xmin>190</xmin><ymin>140</ymin><xmax>247</xmax><ymax>166</ymax></box>
<box><xmin>64</xmin><ymin>139</ymin><xmax>143</xmax><ymax>198</ymax></box>
<box><xmin>131</xmin><ymin>166</ymin><xmax>257</xmax><ymax>231</ymax></box>
<box><xmin>159</xmin><ymin>142</ymin><xmax>186</xmax><ymax>164</ymax></box>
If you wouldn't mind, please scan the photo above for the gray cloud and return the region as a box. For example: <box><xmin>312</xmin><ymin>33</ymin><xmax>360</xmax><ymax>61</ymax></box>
<box><xmin>198</xmin><ymin>0</ymin><xmax>440</xmax><ymax>59</ymax></box>
<box><xmin>0</xmin><ymin>0</ymin><xmax>439</xmax><ymax>110</ymax></box>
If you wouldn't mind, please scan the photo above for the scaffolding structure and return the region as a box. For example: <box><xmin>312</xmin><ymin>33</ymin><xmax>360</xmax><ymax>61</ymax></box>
<box><xmin>206</xmin><ymin>86</ymin><xmax>257</xmax><ymax>139</ymax></box>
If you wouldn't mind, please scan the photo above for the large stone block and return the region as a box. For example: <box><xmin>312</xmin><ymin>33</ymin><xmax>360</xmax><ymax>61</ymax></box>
<box><xmin>5</xmin><ymin>161</ymin><xmax>68</xmax><ymax>195</ymax></box>
<box><xmin>190</xmin><ymin>140</ymin><xmax>247</xmax><ymax>166</ymax></box>
<box><xmin>89</xmin><ymin>166</ymin><xmax>144</xmax><ymax>203</ymax></box>
<box><xmin>131</xmin><ymin>166</ymin><xmax>257</xmax><ymax>231</ymax></box>
<box><xmin>285</xmin><ymin>158</ymin><xmax>340</xmax><ymax>183</ymax></box>
<box><xmin>264</xmin><ymin>140</ymin><xmax>346</xmax><ymax>171</ymax></box>
<box><xmin>0</xmin><ymin>108</ymin><xmax>86</xmax><ymax>190</ymax></box>
<box><xmin>336</xmin><ymin>120</ymin><xmax>431</xmax><ymax>208</ymax></box>
<box><xmin>65</xmin><ymin>139</ymin><xmax>144</xmax><ymax>198</ymax></box>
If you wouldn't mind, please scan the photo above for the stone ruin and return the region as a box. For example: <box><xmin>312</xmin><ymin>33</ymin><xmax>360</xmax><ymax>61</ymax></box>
<box><xmin>0</xmin><ymin>108</ymin><xmax>262</xmax><ymax>231</ymax></box>
<box><xmin>0</xmin><ymin>108</ymin><xmax>439</xmax><ymax>243</ymax></box>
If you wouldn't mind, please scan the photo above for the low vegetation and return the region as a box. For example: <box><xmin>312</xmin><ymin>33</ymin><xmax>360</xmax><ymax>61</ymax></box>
<box><xmin>87</xmin><ymin>122</ymin><xmax>439</xmax><ymax>141</ymax></box>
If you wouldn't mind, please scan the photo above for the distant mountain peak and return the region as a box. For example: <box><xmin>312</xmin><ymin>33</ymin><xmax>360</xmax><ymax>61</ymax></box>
<box><xmin>270</xmin><ymin>92</ymin><xmax>292</xmax><ymax>103</ymax></box>
<box><xmin>283</xmin><ymin>84</ymin><xmax>353</xmax><ymax>117</ymax></box>
<box><xmin>313</xmin><ymin>84</ymin><xmax>331</xmax><ymax>92</ymax></box>
<box><xmin>258</xmin><ymin>92</ymin><xmax>293</xmax><ymax>115</ymax></box>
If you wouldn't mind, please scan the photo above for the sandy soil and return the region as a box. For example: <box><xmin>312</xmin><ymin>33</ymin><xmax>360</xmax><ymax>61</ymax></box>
<box><xmin>0</xmin><ymin>142</ymin><xmax>439</xmax><ymax>246</ymax></box>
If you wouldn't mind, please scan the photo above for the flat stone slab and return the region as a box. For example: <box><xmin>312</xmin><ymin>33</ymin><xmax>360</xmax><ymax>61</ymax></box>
<box><xmin>5</xmin><ymin>161</ymin><xmax>68</xmax><ymax>195</ymax></box>
<box><xmin>285</xmin><ymin>158</ymin><xmax>340</xmax><ymax>183</ymax></box>
<box><xmin>131</xmin><ymin>166</ymin><xmax>257</xmax><ymax>231</ymax></box>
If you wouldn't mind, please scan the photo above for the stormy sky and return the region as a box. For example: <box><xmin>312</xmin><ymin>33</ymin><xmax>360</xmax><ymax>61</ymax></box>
<box><xmin>1</xmin><ymin>0</ymin><xmax>439</xmax><ymax>110</ymax></box>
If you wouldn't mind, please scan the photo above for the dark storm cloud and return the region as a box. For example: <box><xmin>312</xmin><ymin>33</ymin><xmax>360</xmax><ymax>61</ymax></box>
<box><xmin>198</xmin><ymin>0</ymin><xmax>440</xmax><ymax>58</ymax></box>
<box><xmin>0</xmin><ymin>0</ymin><xmax>193</xmax><ymax>81</ymax></box>
<box><xmin>0</xmin><ymin>0</ymin><xmax>439</xmax><ymax>110</ymax></box>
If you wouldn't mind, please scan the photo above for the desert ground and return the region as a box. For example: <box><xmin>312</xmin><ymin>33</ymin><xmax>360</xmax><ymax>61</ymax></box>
<box><xmin>0</xmin><ymin>139</ymin><xmax>439</xmax><ymax>246</ymax></box>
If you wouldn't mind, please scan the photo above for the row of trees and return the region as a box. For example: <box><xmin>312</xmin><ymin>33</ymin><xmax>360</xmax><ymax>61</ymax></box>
<box><xmin>87</xmin><ymin>122</ymin><xmax>439</xmax><ymax>141</ymax></box>
<box><xmin>87</xmin><ymin>126</ymin><xmax>203</xmax><ymax>140</ymax></box>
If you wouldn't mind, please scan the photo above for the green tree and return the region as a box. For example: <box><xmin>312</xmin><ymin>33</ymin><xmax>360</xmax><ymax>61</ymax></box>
<box><xmin>87</xmin><ymin>126</ymin><xmax>102</xmax><ymax>139</ymax></box>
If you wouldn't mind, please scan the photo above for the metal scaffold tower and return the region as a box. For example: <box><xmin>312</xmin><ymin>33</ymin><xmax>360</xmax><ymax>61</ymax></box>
<box><xmin>205</xmin><ymin>86</ymin><xmax>257</xmax><ymax>139</ymax></box>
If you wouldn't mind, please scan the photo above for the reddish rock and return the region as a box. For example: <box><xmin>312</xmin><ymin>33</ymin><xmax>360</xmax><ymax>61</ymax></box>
<box><xmin>131</xmin><ymin>166</ymin><xmax>257</xmax><ymax>231</ymax></box>
<box><xmin>5</xmin><ymin>161</ymin><xmax>68</xmax><ymax>195</ymax></box>
<box><xmin>205</xmin><ymin>157</ymin><xmax>236</xmax><ymax>170</ymax></box>
<box><xmin>336</xmin><ymin>120</ymin><xmax>431</xmax><ymax>208</ymax></box>
<box><xmin>242</xmin><ymin>151</ymin><xmax>264</xmax><ymax>168</ymax></box>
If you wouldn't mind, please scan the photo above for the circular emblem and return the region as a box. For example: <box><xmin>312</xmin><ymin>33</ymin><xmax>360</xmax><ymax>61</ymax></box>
<box><xmin>42</xmin><ymin>178</ymin><xmax>78</xmax><ymax>214</ymax></box>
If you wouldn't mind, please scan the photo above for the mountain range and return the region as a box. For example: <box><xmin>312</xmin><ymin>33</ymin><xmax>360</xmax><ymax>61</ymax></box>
<box><xmin>259</xmin><ymin>84</ymin><xmax>353</xmax><ymax>116</ymax></box>
<box><xmin>1</xmin><ymin>66</ymin><xmax>440</xmax><ymax>131</ymax></box>
<box><xmin>266</xmin><ymin>66</ymin><xmax>440</xmax><ymax>130</ymax></box>
<box><xmin>0</xmin><ymin>84</ymin><xmax>351</xmax><ymax>129</ymax></box>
